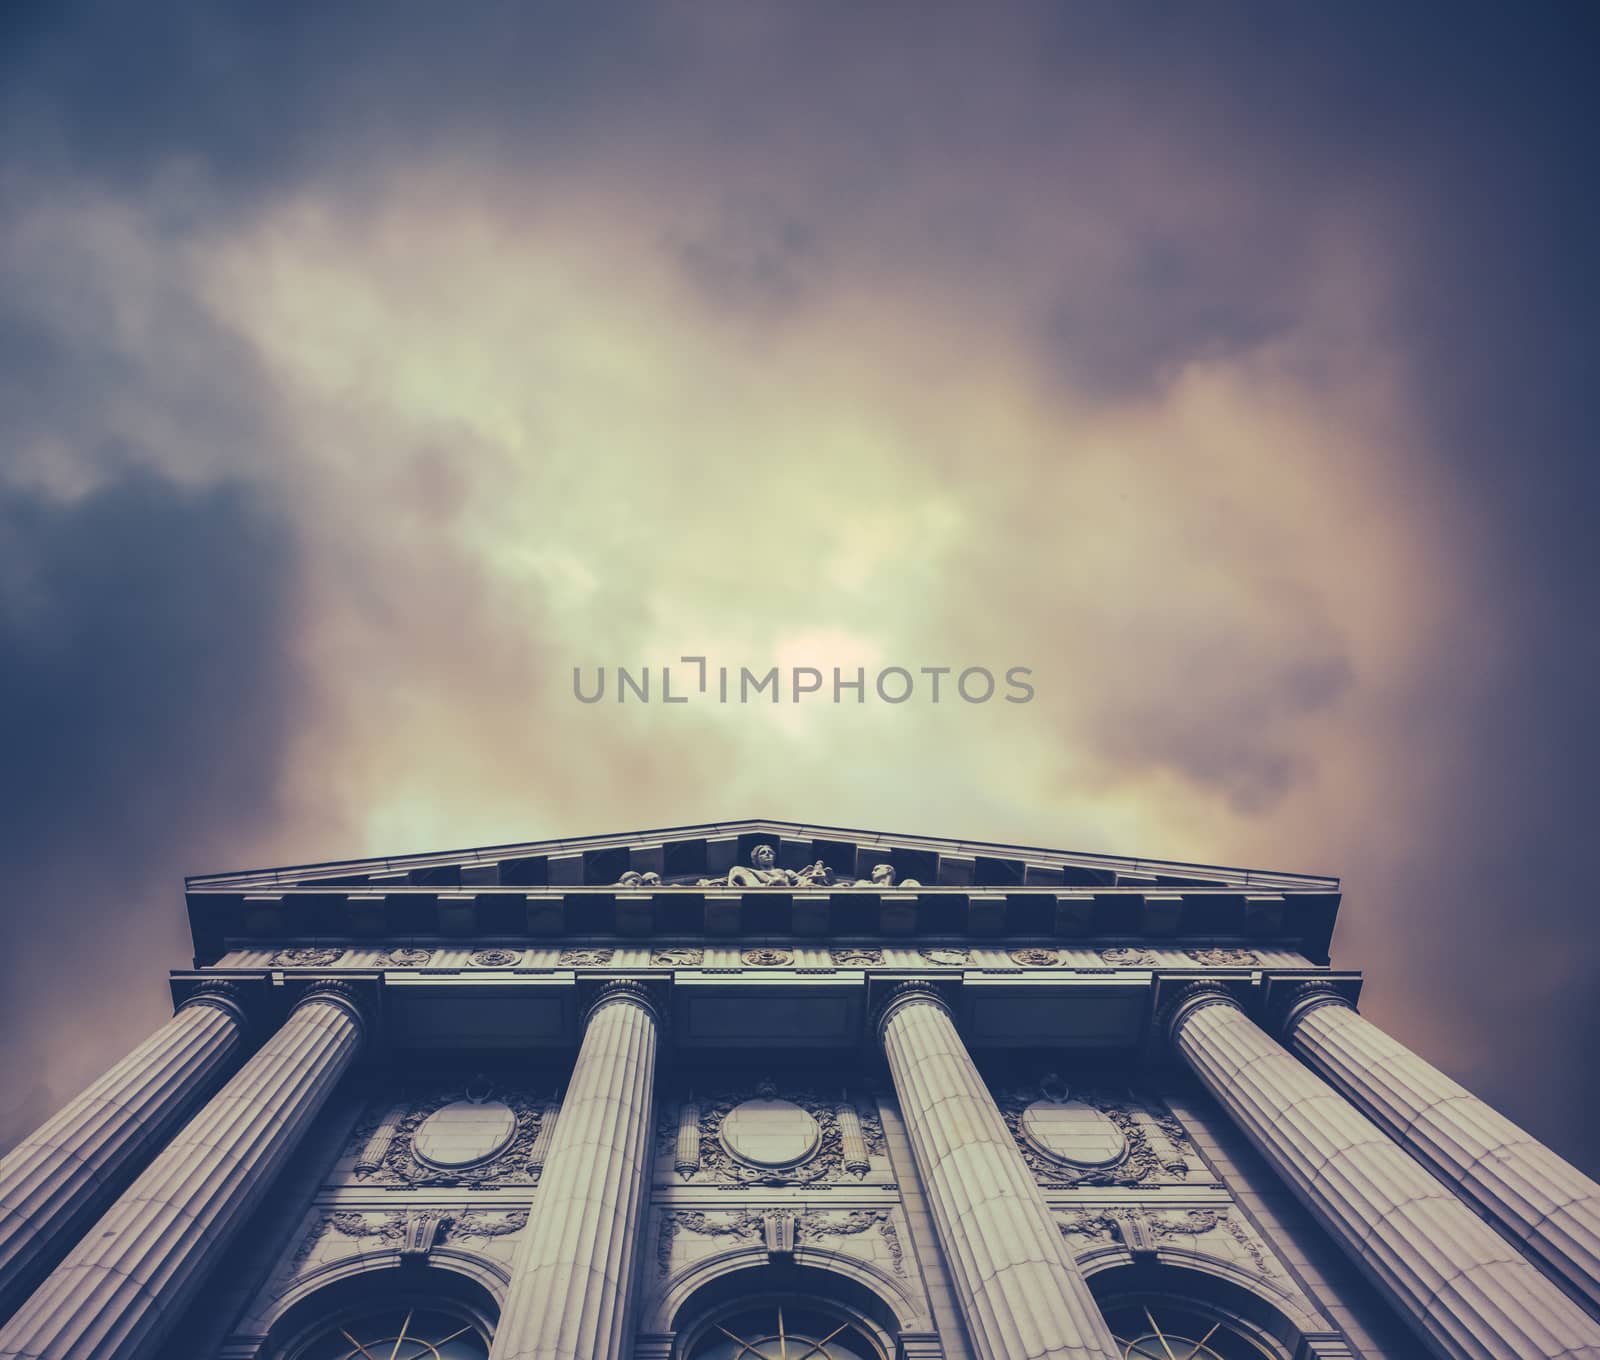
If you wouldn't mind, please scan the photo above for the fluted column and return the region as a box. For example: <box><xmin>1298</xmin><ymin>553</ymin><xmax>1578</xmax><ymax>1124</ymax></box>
<box><xmin>1283</xmin><ymin>984</ymin><xmax>1600</xmax><ymax>1320</ymax></box>
<box><xmin>0</xmin><ymin>982</ymin><xmax>367</xmax><ymax>1360</ymax></box>
<box><xmin>489</xmin><ymin>981</ymin><xmax>661</xmax><ymax>1360</ymax></box>
<box><xmin>0</xmin><ymin>984</ymin><xmax>247</xmax><ymax>1321</ymax></box>
<box><xmin>1168</xmin><ymin>982</ymin><xmax>1600</xmax><ymax>1360</ymax></box>
<box><xmin>877</xmin><ymin>984</ymin><xmax>1120</xmax><ymax>1360</ymax></box>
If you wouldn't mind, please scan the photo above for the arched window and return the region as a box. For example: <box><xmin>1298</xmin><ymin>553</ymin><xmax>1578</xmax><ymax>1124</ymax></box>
<box><xmin>288</xmin><ymin>1304</ymin><xmax>488</xmax><ymax>1359</ymax></box>
<box><xmin>1101</xmin><ymin>1298</ymin><xmax>1280</xmax><ymax>1359</ymax></box>
<box><xmin>683</xmin><ymin>1300</ymin><xmax>885</xmax><ymax>1360</ymax></box>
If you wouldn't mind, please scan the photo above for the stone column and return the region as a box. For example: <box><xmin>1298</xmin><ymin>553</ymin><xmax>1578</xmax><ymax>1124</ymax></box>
<box><xmin>0</xmin><ymin>982</ymin><xmax>248</xmax><ymax>1321</ymax></box>
<box><xmin>877</xmin><ymin>984</ymin><xmax>1121</xmax><ymax>1360</ymax></box>
<box><xmin>1282</xmin><ymin>983</ymin><xmax>1600</xmax><ymax>1320</ymax></box>
<box><xmin>489</xmin><ymin>981</ymin><xmax>661</xmax><ymax>1360</ymax></box>
<box><xmin>0</xmin><ymin>982</ymin><xmax>367</xmax><ymax>1360</ymax></box>
<box><xmin>1167</xmin><ymin>982</ymin><xmax>1600</xmax><ymax>1360</ymax></box>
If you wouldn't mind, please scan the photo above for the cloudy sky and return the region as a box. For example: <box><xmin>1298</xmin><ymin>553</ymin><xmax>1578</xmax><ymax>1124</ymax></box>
<box><xmin>1</xmin><ymin>3</ymin><xmax>1596</xmax><ymax>1173</ymax></box>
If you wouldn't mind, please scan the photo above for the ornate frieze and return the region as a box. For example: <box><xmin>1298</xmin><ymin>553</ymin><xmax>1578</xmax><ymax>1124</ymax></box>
<box><xmin>829</xmin><ymin>947</ymin><xmax>884</xmax><ymax>966</ymax></box>
<box><xmin>380</xmin><ymin>947</ymin><xmax>432</xmax><ymax>967</ymax></box>
<box><xmin>652</xmin><ymin>947</ymin><xmax>704</xmax><ymax>967</ymax></box>
<box><xmin>468</xmin><ymin>948</ymin><xmax>522</xmax><ymax>967</ymax></box>
<box><xmin>1184</xmin><ymin>947</ymin><xmax>1259</xmax><ymax>967</ymax></box>
<box><xmin>1099</xmin><ymin>947</ymin><xmax>1156</xmax><ymax>966</ymax></box>
<box><xmin>559</xmin><ymin>947</ymin><xmax>614</xmax><ymax>966</ymax></box>
<box><xmin>1055</xmin><ymin>1207</ymin><xmax>1279</xmax><ymax>1281</ymax></box>
<box><xmin>994</xmin><ymin>1078</ymin><xmax>1199</xmax><ymax>1187</ymax></box>
<box><xmin>919</xmin><ymin>947</ymin><xmax>969</xmax><ymax>967</ymax></box>
<box><xmin>348</xmin><ymin>1084</ymin><xmax>557</xmax><ymax>1187</ymax></box>
<box><xmin>271</xmin><ymin>947</ymin><xmax>344</xmax><ymax>967</ymax></box>
<box><xmin>656</xmin><ymin>1207</ymin><xmax>904</xmax><ymax>1276</ymax></box>
<box><xmin>1008</xmin><ymin>947</ymin><xmax>1059</xmax><ymax>967</ymax></box>
<box><xmin>658</xmin><ymin>1080</ymin><xmax>884</xmax><ymax>1185</ymax></box>
<box><xmin>741</xmin><ymin>948</ymin><xmax>793</xmax><ymax>967</ymax></box>
<box><xmin>286</xmin><ymin>1207</ymin><xmax>529</xmax><ymax>1287</ymax></box>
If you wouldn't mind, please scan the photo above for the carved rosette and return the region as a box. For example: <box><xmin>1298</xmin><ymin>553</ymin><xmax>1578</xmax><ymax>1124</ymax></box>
<box><xmin>657</xmin><ymin>1082</ymin><xmax>886</xmax><ymax>1186</ymax></box>
<box><xmin>995</xmin><ymin>1084</ymin><xmax>1200</xmax><ymax>1188</ymax></box>
<box><xmin>1008</xmin><ymin>948</ymin><xmax>1059</xmax><ymax>967</ymax></box>
<box><xmin>348</xmin><ymin>1085</ymin><xmax>557</xmax><ymax>1187</ymax></box>
<box><xmin>271</xmin><ymin>947</ymin><xmax>345</xmax><ymax>967</ymax></box>
<box><xmin>741</xmin><ymin>948</ymin><xmax>794</xmax><ymax>967</ymax></box>
<box><xmin>469</xmin><ymin>948</ymin><xmax>523</xmax><ymax>967</ymax></box>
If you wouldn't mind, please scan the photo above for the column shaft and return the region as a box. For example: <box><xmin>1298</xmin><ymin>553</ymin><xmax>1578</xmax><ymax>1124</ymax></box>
<box><xmin>1288</xmin><ymin>994</ymin><xmax>1600</xmax><ymax>1319</ymax></box>
<box><xmin>0</xmin><ymin>993</ymin><xmax>244</xmax><ymax>1320</ymax></box>
<box><xmin>879</xmin><ymin>987</ymin><xmax>1120</xmax><ymax>1360</ymax></box>
<box><xmin>0</xmin><ymin>987</ymin><xmax>364</xmax><ymax>1360</ymax></box>
<box><xmin>1171</xmin><ymin>988</ymin><xmax>1600</xmax><ymax>1360</ymax></box>
<box><xmin>490</xmin><ymin>983</ymin><xmax>660</xmax><ymax>1360</ymax></box>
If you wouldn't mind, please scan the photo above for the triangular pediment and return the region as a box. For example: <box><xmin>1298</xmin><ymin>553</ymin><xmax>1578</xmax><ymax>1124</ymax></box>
<box><xmin>187</xmin><ymin>818</ymin><xmax>1335</xmax><ymax>894</ymax></box>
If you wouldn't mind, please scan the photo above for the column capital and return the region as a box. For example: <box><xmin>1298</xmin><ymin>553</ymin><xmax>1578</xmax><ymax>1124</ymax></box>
<box><xmin>175</xmin><ymin>978</ymin><xmax>252</xmax><ymax>1031</ymax></box>
<box><xmin>1158</xmin><ymin>978</ymin><xmax>1241</xmax><ymax>1045</ymax></box>
<box><xmin>873</xmin><ymin>980</ymin><xmax>957</xmax><ymax>1041</ymax></box>
<box><xmin>581</xmin><ymin>978</ymin><xmax>667</xmax><ymax>1028</ymax></box>
<box><xmin>1273</xmin><ymin>979</ymin><xmax>1355</xmax><ymax>1042</ymax></box>
<box><xmin>290</xmin><ymin>978</ymin><xmax>376</xmax><ymax>1040</ymax></box>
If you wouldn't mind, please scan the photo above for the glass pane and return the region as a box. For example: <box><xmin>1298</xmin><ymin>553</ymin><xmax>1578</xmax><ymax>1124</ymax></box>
<box><xmin>295</xmin><ymin>1307</ymin><xmax>488</xmax><ymax>1360</ymax></box>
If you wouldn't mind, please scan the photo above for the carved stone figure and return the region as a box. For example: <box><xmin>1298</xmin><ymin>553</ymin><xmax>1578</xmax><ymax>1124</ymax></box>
<box><xmin>614</xmin><ymin>870</ymin><xmax>663</xmax><ymax>888</ymax></box>
<box><xmin>852</xmin><ymin>863</ymin><xmax>921</xmax><ymax>888</ymax></box>
<box><xmin>699</xmin><ymin>844</ymin><xmax>834</xmax><ymax>888</ymax></box>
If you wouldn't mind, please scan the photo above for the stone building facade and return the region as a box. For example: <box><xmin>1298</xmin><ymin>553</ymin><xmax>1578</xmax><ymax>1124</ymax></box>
<box><xmin>2</xmin><ymin>819</ymin><xmax>1598</xmax><ymax>1359</ymax></box>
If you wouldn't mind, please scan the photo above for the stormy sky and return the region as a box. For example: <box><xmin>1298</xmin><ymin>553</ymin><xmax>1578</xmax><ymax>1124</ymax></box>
<box><xmin>1</xmin><ymin>3</ymin><xmax>1597</xmax><ymax>1173</ymax></box>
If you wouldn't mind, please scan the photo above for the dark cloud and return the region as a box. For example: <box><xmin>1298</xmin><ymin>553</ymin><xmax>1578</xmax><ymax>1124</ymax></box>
<box><xmin>0</xmin><ymin>469</ymin><xmax>308</xmax><ymax>1153</ymax></box>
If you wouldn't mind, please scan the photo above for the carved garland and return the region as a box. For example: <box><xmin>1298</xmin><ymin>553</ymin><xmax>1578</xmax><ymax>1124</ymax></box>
<box><xmin>656</xmin><ymin>1208</ymin><xmax>904</xmax><ymax>1276</ymax></box>
<box><xmin>994</xmin><ymin>1086</ymin><xmax>1199</xmax><ymax>1188</ymax></box>
<box><xmin>349</xmin><ymin>1085</ymin><xmax>556</xmax><ymax>1188</ymax></box>
<box><xmin>656</xmin><ymin>1083</ymin><xmax>886</xmax><ymax>1186</ymax></box>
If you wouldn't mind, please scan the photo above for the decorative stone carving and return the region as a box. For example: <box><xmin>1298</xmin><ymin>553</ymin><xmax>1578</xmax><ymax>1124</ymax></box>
<box><xmin>349</xmin><ymin>1083</ymin><xmax>557</xmax><ymax>1187</ymax></box>
<box><xmin>919</xmin><ymin>947</ymin><xmax>969</xmax><ymax>967</ymax></box>
<box><xmin>293</xmin><ymin>1205</ymin><xmax>531</xmax><ymax>1281</ymax></box>
<box><xmin>836</xmin><ymin>1100</ymin><xmax>871</xmax><ymax>1174</ymax></box>
<box><xmin>270</xmin><ymin>947</ymin><xmax>344</xmax><ymax>967</ymax></box>
<box><xmin>1185</xmin><ymin>947</ymin><xmax>1259</xmax><ymax>966</ymax></box>
<box><xmin>380</xmin><ymin>947</ymin><xmax>432</xmax><ymax>967</ymax></box>
<box><xmin>674</xmin><ymin>1098</ymin><xmax>701</xmax><ymax>1177</ymax></box>
<box><xmin>1009</xmin><ymin>947</ymin><xmax>1059</xmax><ymax>967</ymax></box>
<box><xmin>657</xmin><ymin>1079</ymin><xmax>885</xmax><ymax>1185</ymax></box>
<box><xmin>469</xmin><ymin>948</ymin><xmax>522</xmax><ymax>967</ymax></box>
<box><xmin>412</xmin><ymin>1097</ymin><xmax>517</xmax><ymax>1170</ymax></box>
<box><xmin>741</xmin><ymin>947</ymin><xmax>794</xmax><ymax>967</ymax></box>
<box><xmin>852</xmin><ymin>864</ymin><xmax>921</xmax><ymax>888</ymax></box>
<box><xmin>698</xmin><ymin>844</ymin><xmax>835</xmax><ymax>888</ymax></box>
<box><xmin>995</xmin><ymin>1081</ymin><xmax>1199</xmax><ymax>1187</ymax></box>
<box><xmin>525</xmin><ymin>1099</ymin><xmax>561</xmax><ymax>1174</ymax></box>
<box><xmin>559</xmin><ymin>947</ymin><xmax>615</xmax><ymax>966</ymax></box>
<box><xmin>830</xmin><ymin>947</ymin><xmax>884</xmax><ymax>966</ymax></box>
<box><xmin>614</xmin><ymin>871</ymin><xmax>663</xmax><ymax>887</ymax></box>
<box><xmin>656</xmin><ymin>1207</ymin><xmax>903</xmax><ymax>1276</ymax></box>
<box><xmin>1057</xmin><ymin>1207</ymin><xmax>1221</xmax><ymax>1249</ymax></box>
<box><xmin>652</xmin><ymin>947</ymin><xmax>704</xmax><ymax>966</ymax></box>
<box><xmin>1099</xmin><ymin>947</ymin><xmax>1156</xmax><ymax>966</ymax></box>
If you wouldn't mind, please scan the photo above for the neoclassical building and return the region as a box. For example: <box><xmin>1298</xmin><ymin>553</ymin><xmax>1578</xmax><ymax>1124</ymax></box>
<box><xmin>2</xmin><ymin>819</ymin><xmax>1598</xmax><ymax>1360</ymax></box>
